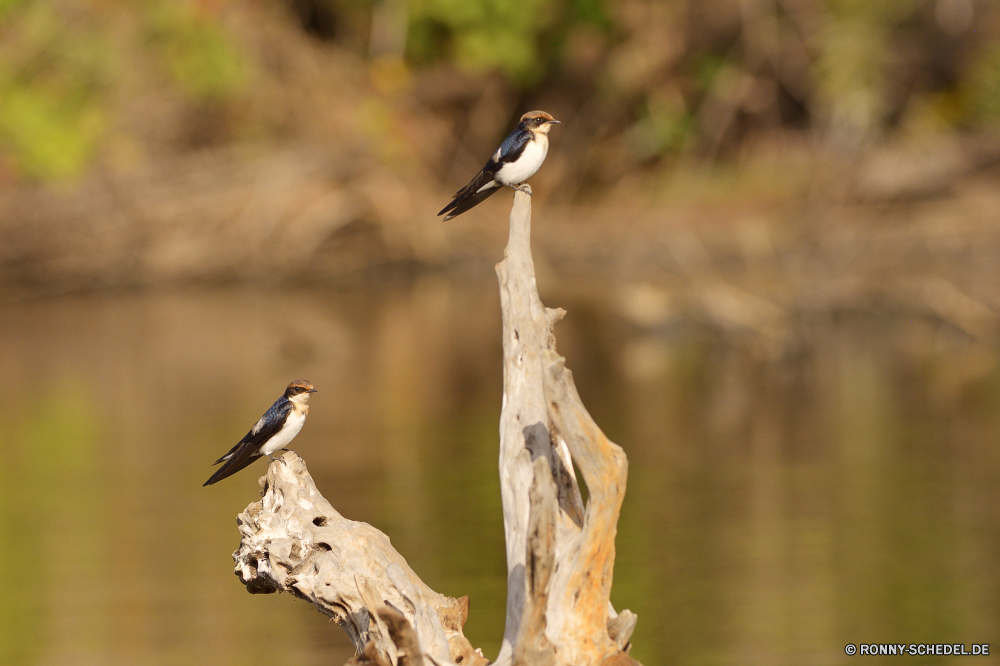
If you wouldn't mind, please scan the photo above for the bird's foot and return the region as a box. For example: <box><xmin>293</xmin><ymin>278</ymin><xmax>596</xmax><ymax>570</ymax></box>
<box><xmin>266</xmin><ymin>452</ymin><xmax>287</xmax><ymax>465</ymax></box>
<box><xmin>508</xmin><ymin>183</ymin><xmax>532</xmax><ymax>195</ymax></box>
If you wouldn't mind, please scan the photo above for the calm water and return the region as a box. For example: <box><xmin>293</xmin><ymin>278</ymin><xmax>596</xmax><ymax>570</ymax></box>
<box><xmin>0</xmin><ymin>281</ymin><xmax>997</xmax><ymax>665</ymax></box>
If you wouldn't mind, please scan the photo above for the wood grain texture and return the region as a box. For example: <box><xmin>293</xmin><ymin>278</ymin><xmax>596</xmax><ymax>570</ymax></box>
<box><xmin>231</xmin><ymin>452</ymin><xmax>486</xmax><ymax>666</ymax></box>
<box><xmin>495</xmin><ymin>190</ymin><xmax>640</xmax><ymax>666</ymax></box>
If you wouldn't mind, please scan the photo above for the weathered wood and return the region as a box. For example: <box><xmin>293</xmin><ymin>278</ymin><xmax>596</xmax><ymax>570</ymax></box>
<box><xmin>232</xmin><ymin>453</ymin><xmax>487</xmax><ymax>666</ymax></box>
<box><xmin>512</xmin><ymin>456</ymin><xmax>559</xmax><ymax>666</ymax></box>
<box><xmin>542</xmin><ymin>354</ymin><xmax>631</xmax><ymax>664</ymax></box>
<box><xmin>494</xmin><ymin>187</ymin><xmax>552</xmax><ymax>665</ymax></box>
<box><xmin>495</xmin><ymin>189</ymin><xmax>639</xmax><ymax>666</ymax></box>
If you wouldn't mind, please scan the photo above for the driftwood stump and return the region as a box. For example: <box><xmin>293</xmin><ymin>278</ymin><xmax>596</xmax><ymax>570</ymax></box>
<box><xmin>494</xmin><ymin>189</ymin><xmax>637</xmax><ymax>666</ymax></box>
<box><xmin>232</xmin><ymin>453</ymin><xmax>484</xmax><ymax>666</ymax></box>
<box><xmin>228</xmin><ymin>190</ymin><xmax>638</xmax><ymax>666</ymax></box>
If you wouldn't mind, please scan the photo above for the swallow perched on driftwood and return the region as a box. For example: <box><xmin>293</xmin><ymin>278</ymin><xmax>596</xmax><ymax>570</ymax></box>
<box><xmin>203</xmin><ymin>380</ymin><xmax>317</xmax><ymax>486</ymax></box>
<box><xmin>439</xmin><ymin>110</ymin><xmax>560</xmax><ymax>220</ymax></box>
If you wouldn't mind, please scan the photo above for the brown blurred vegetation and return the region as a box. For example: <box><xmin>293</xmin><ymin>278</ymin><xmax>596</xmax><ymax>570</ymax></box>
<box><xmin>1</xmin><ymin>0</ymin><xmax>999</xmax><ymax>309</ymax></box>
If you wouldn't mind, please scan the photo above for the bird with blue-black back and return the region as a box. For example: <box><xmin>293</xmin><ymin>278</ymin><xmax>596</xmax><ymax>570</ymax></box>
<box><xmin>439</xmin><ymin>110</ymin><xmax>560</xmax><ymax>220</ymax></box>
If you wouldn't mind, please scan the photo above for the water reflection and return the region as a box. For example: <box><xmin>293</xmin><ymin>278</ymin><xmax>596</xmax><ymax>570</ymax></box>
<box><xmin>0</xmin><ymin>281</ymin><xmax>997</xmax><ymax>665</ymax></box>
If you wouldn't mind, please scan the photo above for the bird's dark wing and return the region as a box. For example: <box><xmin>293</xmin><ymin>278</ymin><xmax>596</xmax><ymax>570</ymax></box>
<box><xmin>203</xmin><ymin>449</ymin><xmax>263</xmax><ymax>486</ymax></box>
<box><xmin>438</xmin><ymin>127</ymin><xmax>531</xmax><ymax>220</ymax></box>
<box><xmin>438</xmin><ymin>174</ymin><xmax>503</xmax><ymax>220</ymax></box>
<box><xmin>203</xmin><ymin>398</ymin><xmax>291</xmax><ymax>486</ymax></box>
<box><xmin>211</xmin><ymin>398</ymin><xmax>290</xmax><ymax>464</ymax></box>
<box><xmin>496</xmin><ymin>126</ymin><xmax>531</xmax><ymax>163</ymax></box>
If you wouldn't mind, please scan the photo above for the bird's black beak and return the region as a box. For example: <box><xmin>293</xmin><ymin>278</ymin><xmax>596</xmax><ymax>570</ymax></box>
<box><xmin>549</xmin><ymin>119</ymin><xmax>561</xmax><ymax>124</ymax></box>
<box><xmin>310</xmin><ymin>388</ymin><xmax>318</xmax><ymax>393</ymax></box>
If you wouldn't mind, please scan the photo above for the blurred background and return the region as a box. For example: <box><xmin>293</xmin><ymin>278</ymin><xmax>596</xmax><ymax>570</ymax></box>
<box><xmin>1</xmin><ymin>0</ymin><xmax>1000</xmax><ymax>664</ymax></box>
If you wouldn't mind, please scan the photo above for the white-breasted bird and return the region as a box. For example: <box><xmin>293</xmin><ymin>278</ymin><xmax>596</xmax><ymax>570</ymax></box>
<box><xmin>438</xmin><ymin>110</ymin><xmax>560</xmax><ymax>220</ymax></box>
<box><xmin>203</xmin><ymin>380</ymin><xmax>317</xmax><ymax>486</ymax></box>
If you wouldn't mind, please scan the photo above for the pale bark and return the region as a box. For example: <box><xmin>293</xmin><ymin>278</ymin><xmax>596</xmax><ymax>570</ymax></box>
<box><xmin>227</xmin><ymin>190</ymin><xmax>638</xmax><ymax>666</ymax></box>
<box><xmin>494</xmin><ymin>189</ymin><xmax>638</xmax><ymax>666</ymax></box>
<box><xmin>232</xmin><ymin>454</ymin><xmax>485</xmax><ymax>666</ymax></box>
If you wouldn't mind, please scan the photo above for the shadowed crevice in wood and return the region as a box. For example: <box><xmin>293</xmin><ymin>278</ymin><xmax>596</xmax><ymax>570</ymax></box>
<box><xmin>523</xmin><ymin>421</ymin><xmax>584</xmax><ymax>528</ymax></box>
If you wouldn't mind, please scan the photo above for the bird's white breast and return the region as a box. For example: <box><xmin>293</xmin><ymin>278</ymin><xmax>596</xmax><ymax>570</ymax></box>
<box><xmin>496</xmin><ymin>135</ymin><xmax>548</xmax><ymax>186</ymax></box>
<box><xmin>260</xmin><ymin>410</ymin><xmax>306</xmax><ymax>455</ymax></box>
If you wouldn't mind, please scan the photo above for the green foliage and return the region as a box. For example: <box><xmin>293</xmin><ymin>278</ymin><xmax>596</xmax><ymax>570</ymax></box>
<box><xmin>407</xmin><ymin>0</ymin><xmax>611</xmax><ymax>83</ymax></box>
<box><xmin>964</xmin><ymin>39</ymin><xmax>1000</xmax><ymax>123</ymax></box>
<box><xmin>0</xmin><ymin>0</ymin><xmax>26</xmax><ymax>17</ymax></box>
<box><xmin>0</xmin><ymin>0</ymin><xmax>249</xmax><ymax>182</ymax></box>
<box><xmin>408</xmin><ymin>0</ymin><xmax>560</xmax><ymax>83</ymax></box>
<box><xmin>0</xmin><ymin>79</ymin><xmax>103</xmax><ymax>179</ymax></box>
<box><xmin>813</xmin><ymin>18</ymin><xmax>887</xmax><ymax>102</ymax></box>
<box><xmin>0</xmin><ymin>0</ymin><xmax>998</xmax><ymax>181</ymax></box>
<box><xmin>0</xmin><ymin>2</ymin><xmax>110</xmax><ymax>180</ymax></box>
<box><xmin>692</xmin><ymin>52</ymin><xmax>729</xmax><ymax>94</ymax></box>
<box><xmin>145</xmin><ymin>1</ymin><xmax>248</xmax><ymax>101</ymax></box>
<box><xmin>568</xmin><ymin>0</ymin><xmax>610</xmax><ymax>28</ymax></box>
<box><xmin>629</xmin><ymin>88</ymin><xmax>693</xmax><ymax>158</ymax></box>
